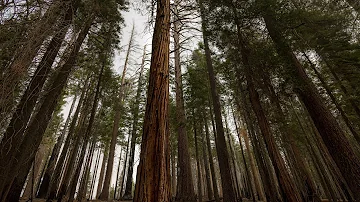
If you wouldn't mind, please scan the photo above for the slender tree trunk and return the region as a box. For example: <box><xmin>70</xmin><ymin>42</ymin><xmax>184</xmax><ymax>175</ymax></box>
<box><xmin>173</xmin><ymin>1</ymin><xmax>196</xmax><ymax>201</ymax></box>
<box><xmin>119</xmin><ymin>134</ymin><xmax>131</xmax><ymax>198</ymax></box>
<box><xmin>22</xmin><ymin>143</ymin><xmax>49</xmax><ymax>199</ymax></box>
<box><xmin>303</xmin><ymin>53</ymin><xmax>360</xmax><ymax>144</ymax></box>
<box><xmin>77</xmin><ymin>141</ymin><xmax>96</xmax><ymax>202</ymax></box>
<box><xmin>122</xmin><ymin>46</ymin><xmax>146</xmax><ymax>200</ymax></box>
<box><xmin>59</xmin><ymin>53</ymin><xmax>103</xmax><ymax>202</ymax></box>
<box><xmin>241</xmin><ymin>128</ymin><xmax>266</xmax><ymax>201</ymax></box>
<box><xmin>193</xmin><ymin>117</ymin><xmax>203</xmax><ymax>202</ymax></box>
<box><xmin>262</xmin><ymin>6</ymin><xmax>360</xmax><ymax>199</ymax></box>
<box><xmin>37</xmin><ymin>93</ymin><xmax>77</xmax><ymax>198</ymax></box>
<box><xmin>200</xmin><ymin>124</ymin><xmax>214</xmax><ymax>201</ymax></box>
<box><xmin>90</xmin><ymin>149</ymin><xmax>101</xmax><ymax>200</ymax></box>
<box><xmin>99</xmin><ymin>24</ymin><xmax>135</xmax><ymax>201</ymax></box>
<box><xmin>198</xmin><ymin>1</ymin><xmax>237</xmax><ymax>201</ymax></box>
<box><xmin>96</xmin><ymin>149</ymin><xmax>108</xmax><ymax>199</ymax></box>
<box><xmin>133</xmin><ymin>0</ymin><xmax>171</xmax><ymax>200</ymax></box>
<box><xmin>203</xmin><ymin>116</ymin><xmax>220</xmax><ymax>202</ymax></box>
<box><xmin>0</xmin><ymin>15</ymin><xmax>93</xmax><ymax>202</ymax></box>
<box><xmin>114</xmin><ymin>149</ymin><xmax>123</xmax><ymax>199</ymax></box>
<box><xmin>46</xmin><ymin>81</ymin><xmax>88</xmax><ymax>200</ymax></box>
<box><xmin>65</xmin><ymin>141</ymin><xmax>89</xmax><ymax>202</ymax></box>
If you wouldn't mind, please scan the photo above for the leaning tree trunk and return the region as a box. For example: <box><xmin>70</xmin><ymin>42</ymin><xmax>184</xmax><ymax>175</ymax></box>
<box><xmin>173</xmin><ymin>1</ymin><xmax>196</xmax><ymax>201</ymax></box>
<box><xmin>133</xmin><ymin>0</ymin><xmax>171</xmax><ymax>201</ymax></box>
<box><xmin>0</xmin><ymin>15</ymin><xmax>93</xmax><ymax>202</ymax></box>
<box><xmin>36</xmin><ymin>92</ymin><xmax>78</xmax><ymax>198</ymax></box>
<box><xmin>98</xmin><ymin>24</ymin><xmax>135</xmax><ymax>201</ymax></box>
<box><xmin>198</xmin><ymin>1</ymin><xmax>237</xmax><ymax>201</ymax></box>
<box><xmin>122</xmin><ymin>46</ymin><xmax>146</xmax><ymax>200</ymax></box>
<box><xmin>262</xmin><ymin>5</ymin><xmax>360</xmax><ymax>200</ymax></box>
<box><xmin>0</xmin><ymin>0</ymin><xmax>72</xmax><ymax>116</ymax></box>
<box><xmin>0</xmin><ymin>1</ymin><xmax>77</xmax><ymax>190</ymax></box>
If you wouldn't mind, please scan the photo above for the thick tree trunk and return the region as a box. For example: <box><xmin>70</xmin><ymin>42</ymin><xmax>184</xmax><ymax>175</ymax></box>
<box><xmin>173</xmin><ymin>1</ymin><xmax>196</xmax><ymax>201</ymax></box>
<box><xmin>0</xmin><ymin>15</ymin><xmax>93</xmax><ymax>201</ymax></box>
<box><xmin>133</xmin><ymin>0</ymin><xmax>171</xmax><ymax>200</ymax></box>
<box><xmin>99</xmin><ymin>24</ymin><xmax>135</xmax><ymax>201</ymax></box>
<box><xmin>262</xmin><ymin>7</ymin><xmax>360</xmax><ymax>200</ymax></box>
<box><xmin>122</xmin><ymin>46</ymin><xmax>146</xmax><ymax>200</ymax></box>
<box><xmin>198</xmin><ymin>1</ymin><xmax>237</xmax><ymax>201</ymax></box>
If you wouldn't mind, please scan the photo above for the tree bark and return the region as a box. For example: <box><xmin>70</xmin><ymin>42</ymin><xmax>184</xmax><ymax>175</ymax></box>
<box><xmin>200</xmin><ymin>124</ymin><xmax>213</xmax><ymax>201</ymax></box>
<box><xmin>262</xmin><ymin>6</ymin><xmax>360</xmax><ymax>200</ymax></box>
<box><xmin>133</xmin><ymin>0</ymin><xmax>171</xmax><ymax>200</ymax></box>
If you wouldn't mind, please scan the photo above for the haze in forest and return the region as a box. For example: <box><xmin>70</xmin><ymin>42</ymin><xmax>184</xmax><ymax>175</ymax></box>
<box><xmin>0</xmin><ymin>0</ymin><xmax>360</xmax><ymax>202</ymax></box>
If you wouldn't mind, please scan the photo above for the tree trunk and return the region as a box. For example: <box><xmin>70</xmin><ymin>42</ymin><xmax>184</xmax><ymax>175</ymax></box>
<box><xmin>0</xmin><ymin>6</ymin><xmax>73</xmax><ymax>177</ymax></box>
<box><xmin>119</xmin><ymin>134</ymin><xmax>131</xmax><ymax>198</ymax></box>
<box><xmin>89</xmin><ymin>149</ymin><xmax>101</xmax><ymax>200</ymax></box>
<box><xmin>262</xmin><ymin>6</ymin><xmax>360</xmax><ymax>200</ymax></box>
<box><xmin>22</xmin><ymin>143</ymin><xmax>49</xmax><ymax>200</ymax></box>
<box><xmin>99</xmin><ymin>24</ymin><xmax>135</xmax><ymax>201</ymax></box>
<box><xmin>0</xmin><ymin>0</ymin><xmax>71</xmax><ymax>115</ymax></box>
<box><xmin>0</xmin><ymin>15</ymin><xmax>93</xmax><ymax>202</ymax></box>
<box><xmin>203</xmin><ymin>116</ymin><xmax>220</xmax><ymax>202</ymax></box>
<box><xmin>193</xmin><ymin>117</ymin><xmax>203</xmax><ymax>202</ymax></box>
<box><xmin>200</xmin><ymin>124</ymin><xmax>214</xmax><ymax>201</ymax></box>
<box><xmin>77</xmin><ymin>141</ymin><xmax>96</xmax><ymax>202</ymax></box>
<box><xmin>114</xmin><ymin>149</ymin><xmax>123</xmax><ymax>199</ymax></box>
<box><xmin>133</xmin><ymin>0</ymin><xmax>171</xmax><ymax>200</ymax></box>
<box><xmin>173</xmin><ymin>1</ymin><xmax>196</xmax><ymax>201</ymax></box>
<box><xmin>59</xmin><ymin>54</ymin><xmax>103</xmax><ymax>202</ymax></box>
<box><xmin>96</xmin><ymin>149</ymin><xmax>108</xmax><ymax>199</ymax></box>
<box><xmin>46</xmin><ymin>81</ymin><xmax>89</xmax><ymax>200</ymax></box>
<box><xmin>303</xmin><ymin>53</ymin><xmax>360</xmax><ymax>144</ymax></box>
<box><xmin>198</xmin><ymin>1</ymin><xmax>237</xmax><ymax>201</ymax></box>
<box><xmin>37</xmin><ymin>93</ymin><xmax>78</xmax><ymax>198</ymax></box>
<box><xmin>122</xmin><ymin>46</ymin><xmax>146</xmax><ymax>200</ymax></box>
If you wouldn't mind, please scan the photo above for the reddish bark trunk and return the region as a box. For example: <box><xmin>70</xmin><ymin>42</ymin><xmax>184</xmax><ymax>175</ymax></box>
<box><xmin>133</xmin><ymin>0</ymin><xmax>171</xmax><ymax>201</ymax></box>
